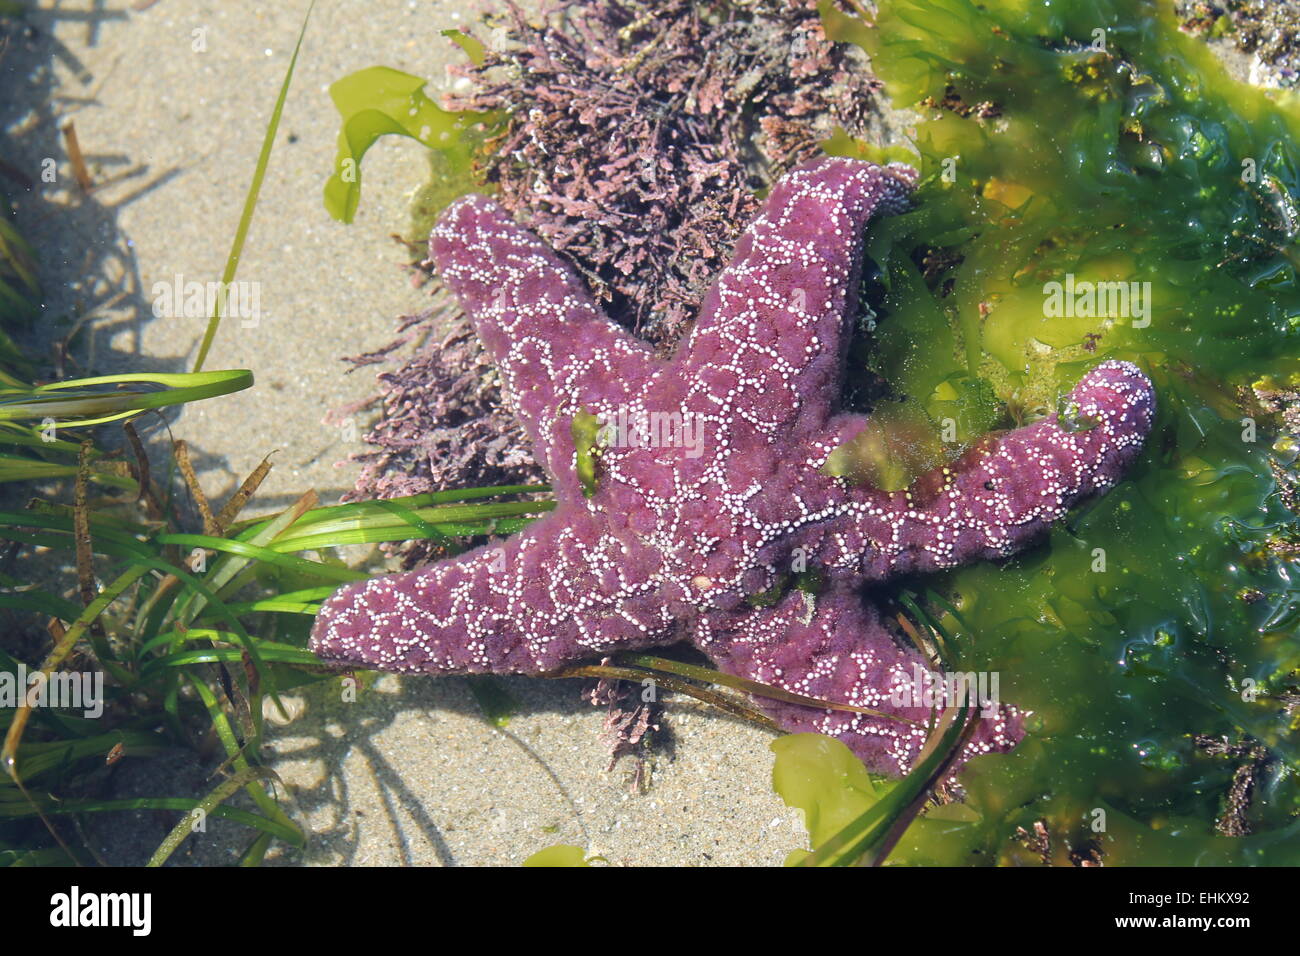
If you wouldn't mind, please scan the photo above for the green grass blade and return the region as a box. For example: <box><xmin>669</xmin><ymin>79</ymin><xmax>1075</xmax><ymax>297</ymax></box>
<box><xmin>0</xmin><ymin>796</ymin><xmax>302</xmax><ymax>847</ymax></box>
<box><xmin>0</xmin><ymin>369</ymin><xmax>253</xmax><ymax>426</ymax></box>
<box><xmin>182</xmin><ymin>673</ymin><xmax>302</xmax><ymax>844</ymax></box>
<box><xmin>192</xmin><ymin>0</ymin><xmax>316</xmax><ymax>372</ymax></box>
<box><xmin>146</xmin><ymin>765</ymin><xmax>296</xmax><ymax>866</ymax></box>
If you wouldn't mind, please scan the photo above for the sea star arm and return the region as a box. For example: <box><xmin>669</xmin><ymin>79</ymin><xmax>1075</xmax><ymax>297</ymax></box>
<box><xmin>430</xmin><ymin>195</ymin><xmax>660</xmax><ymax>498</ymax></box>
<box><xmin>697</xmin><ymin>577</ymin><xmax>1022</xmax><ymax>777</ymax></box>
<box><xmin>675</xmin><ymin>157</ymin><xmax>917</xmax><ymax>451</ymax></box>
<box><xmin>310</xmin><ymin>508</ymin><xmax>675</xmax><ymax>675</ymax></box>
<box><xmin>815</xmin><ymin>360</ymin><xmax>1157</xmax><ymax>577</ymax></box>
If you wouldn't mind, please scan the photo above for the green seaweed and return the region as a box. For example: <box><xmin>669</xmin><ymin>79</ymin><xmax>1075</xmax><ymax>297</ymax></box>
<box><xmin>322</xmin><ymin>66</ymin><xmax>499</xmax><ymax>226</ymax></box>
<box><xmin>571</xmin><ymin>409</ymin><xmax>604</xmax><ymax>499</ymax></box>
<box><xmin>772</xmin><ymin>733</ymin><xmax>880</xmax><ymax>865</ymax></box>
<box><xmin>521</xmin><ymin>844</ymin><xmax>597</xmax><ymax>867</ymax></box>
<box><xmin>806</xmin><ymin>0</ymin><xmax>1300</xmax><ymax>864</ymax></box>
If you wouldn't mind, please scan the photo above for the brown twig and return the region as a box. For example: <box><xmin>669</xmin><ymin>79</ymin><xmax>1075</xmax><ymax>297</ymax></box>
<box><xmin>59</xmin><ymin>120</ymin><xmax>94</xmax><ymax>191</ymax></box>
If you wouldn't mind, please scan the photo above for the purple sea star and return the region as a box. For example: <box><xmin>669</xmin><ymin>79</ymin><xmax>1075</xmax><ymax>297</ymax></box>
<box><xmin>311</xmin><ymin>157</ymin><xmax>1156</xmax><ymax>776</ymax></box>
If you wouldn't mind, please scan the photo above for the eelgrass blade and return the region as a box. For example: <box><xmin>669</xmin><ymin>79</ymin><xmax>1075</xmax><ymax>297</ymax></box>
<box><xmin>143</xmin><ymin>640</ymin><xmax>322</xmax><ymax>671</ymax></box>
<box><xmin>182</xmin><ymin>673</ymin><xmax>302</xmax><ymax>845</ymax></box>
<box><xmin>146</xmin><ymin>765</ymin><xmax>292</xmax><ymax>866</ymax></box>
<box><xmin>238</xmin><ymin>830</ymin><xmax>275</xmax><ymax>867</ymax></box>
<box><xmin>0</xmin><ymin>369</ymin><xmax>253</xmax><ymax>427</ymax></box>
<box><xmin>195</xmin><ymin>586</ymin><xmax>336</xmax><ymax>618</ymax></box>
<box><xmin>0</xmin><ymin>796</ymin><xmax>302</xmax><ymax>847</ymax></box>
<box><xmin>2</xmin><ymin>565</ymin><xmax>151</xmax><ymax>781</ymax></box>
<box><xmin>192</xmin><ymin>0</ymin><xmax>316</xmax><ymax>372</ymax></box>
<box><xmin>550</xmin><ymin>663</ymin><xmax>779</xmax><ymax>730</ymax></box>
<box><xmin>168</xmin><ymin>490</ymin><xmax>318</xmax><ymax>627</ymax></box>
<box><xmin>227</xmin><ymin>483</ymin><xmax>550</xmax><ymax>535</ymax></box>
<box><xmin>621</xmin><ymin>653</ymin><xmax>921</xmax><ymax>726</ymax></box>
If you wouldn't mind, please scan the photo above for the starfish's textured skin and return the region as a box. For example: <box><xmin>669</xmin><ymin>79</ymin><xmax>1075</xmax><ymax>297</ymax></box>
<box><xmin>311</xmin><ymin>158</ymin><xmax>1156</xmax><ymax>776</ymax></box>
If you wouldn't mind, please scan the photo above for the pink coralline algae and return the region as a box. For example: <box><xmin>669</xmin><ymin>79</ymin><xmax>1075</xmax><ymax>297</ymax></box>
<box><xmin>311</xmin><ymin>157</ymin><xmax>1156</xmax><ymax>777</ymax></box>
